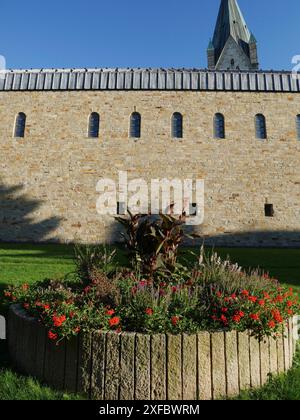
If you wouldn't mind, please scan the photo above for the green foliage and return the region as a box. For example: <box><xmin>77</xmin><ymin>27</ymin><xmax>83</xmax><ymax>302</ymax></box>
<box><xmin>0</xmin><ymin>370</ymin><xmax>83</xmax><ymax>400</ymax></box>
<box><xmin>73</xmin><ymin>243</ymin><xmax>117</xmax><ymax>283</ymax></box>
<box><xmin>233</xmin><ymin>348</ymin><xmax>300</xmax><ymax>400</ymax></box>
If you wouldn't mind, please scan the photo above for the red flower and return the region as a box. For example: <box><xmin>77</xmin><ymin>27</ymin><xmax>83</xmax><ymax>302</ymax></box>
<box><xmin>52</xmin><ymin>315</ymin><xmax>66</xmax><ymax>327</ymax></box>
<box><xmin>109</xmin><ymin>317</ymin><xmax>120</xmax><ymax>327</ymax></box>
<box><xmin>159</xmin><ymin>282</ymin><xmax>167</xmax><ymax>288</ymax></box>
<box><xmin>263</xmin><ymin>292</ymin><xmax>271</xmax><ymax>299</ymax></box>
<box><xmin>272</xmin><ymin>310</ymin><xmax>283</xmax><ymax>323</ymax></box>
<box><xmin>106</xmin><ymin>309</ymin><xmax>115</xmax><ymax>316</ymax></box>
<box><xmin>220</xmin><ymin>315</ymin><xmax>228</xmax><ymax>324</ymax></box>
<box><xmin>84</xmin><ymin>286</ymin><xmax>91</xmax><ymax>294</ymax></box>
<box><xmin>241</xmin><ymin>290</ymin><xmax>249</xmax><ymax>297</ymax></box>
<box><xmin>171</xmin><ymin>286</ymin><xmax>178</xmax><ymax>293</ymax></box>
<box><xmin>73</xmin><ymin>327</ymin><xmax>81</xmax><ymax>334</ymax></box>
<box><xmin>145</xmin><ymin>308</ymin><xmax>154</xmax><ymax>316</ymax></box>
<box><xmin>250</xmin><ymin>314</ymin><xmax>260</xmax><ymax>321</ymax></box>
<box><xmin>248</xmin><ymin>296</ymin><xmax>257</xmax><ymax>303</ymax></box>
<box><xmin>268</xmin><ymin>320</ymin><xmax>276</xmax><ymax>329</ymax></box>
<box><xmin>287</xmin><ymin>301</ymin><xmax>293</xmax><ymax>308</ymax></box>
<box><xmin>48</xmin><ymin>331</ymin><xmax>58</xmax><ymax>341</ymax></box>
<box><xmin>211</xmin><ymin>315</ymin><xmax>218</xmax><ymax>321</ymax></box>
<box><xmin>232</xmin><ymin>315</ymin><xmax>241</xmax><ymax>323</ymax></box>
<box><xmin>171</xmin><ymin>316</ymin><xmax>180</xmax><ymax>326</ymax></box>
<box><xmin>221</xmin><ymin>307</ymin><xmax>228</xmax><ymax>313</ymax></box>
<box><xmin>287</xmin><ymin>309</ymin><xmax>293</xmax><ymax>316</ymax></box>
<box><xmin>231</xmin><ymin>293</ymin><xmax>237</xmax><ymax>300</ymax></box>
<box><xmin>43</xmin><ymin>304</ymin><xmax>50</xmax><ymax>311</ymax></box>
<box><xmin>69</xmin><ymin>311</ymin><xmax>75</xmax><ymax>318</ymax></box>
<box><xmin>22</xmin><ymin>284</ymin><xmax>29</xmax><ymax>291</ymax></box>
<box><xmin>23</xmin><ymin>303</ymin><xmax>30</xmax><ymax>310</ymax></box>
<box><xmin>258</xmin><ymin>300</ymin><xmax>265</xmax><ymax>307</ymax></box>
<box><xmin>4</xmin><ymin>291</ymin><xmax>12</xmax><ymax>298</ymax></box>
<box><xmin>131</xmin><ymin>287</ymin><xmax>138</xmax><ymax>295</ymax></box>
<box><xmin>238</xmin><ymin>311</ymin><xmax>245</xmax><ymax>318</ymax></box>
<box><xmin>216</xmin><ymin>291</ymin><xmax>222</xmax><ymax>298</ymax></box>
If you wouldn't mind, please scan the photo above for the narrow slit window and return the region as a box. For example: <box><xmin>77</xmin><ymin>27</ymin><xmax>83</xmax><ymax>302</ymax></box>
<box><xmin>171</xmin><ymin>112</ymin><xmax>183</xmax><ymax>139</ymax></box>
<box><xmin>14</xmin><ymin>112</ymin><xmax>26</xmax><ymax>138</ymax></box>
<box><xmin>255</xmin><ymin>114</ymin><xmax>267</xmax><ymax>139</ymax></box>
<box><xmin>214</xmin><ymin>113</ymin><xmax>225</xmax><ymax>139</ymax></box>
<box><xmin>296</xmin><ymin>115</ymin><xmax>300</xmax><ymax>140</ymax></box>
<box><xmin>130</xmin><ymin>112</ymin><xmax>141</xmax><ymax>138</ymax></box>
<box><xmin>265</xmin><ymin>204</ymin><xmax>274</xmax><ymax>217</ymax></box>
<box><xmin>88</xmin><ymin>112</ymin><xmax>100</xmax><ymax>138</ymax></box>
<box><xmin>117</xmin><ymin>202</ymin><xmax>126</xmax><ymax>215</ymax></box>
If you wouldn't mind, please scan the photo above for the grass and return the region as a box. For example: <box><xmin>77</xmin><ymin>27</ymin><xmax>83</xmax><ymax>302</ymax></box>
<box><xmin>0</xmin><ymin>243</ymin><xmax>299</xmax><ymax>400</ymax></box>
<box><xmin>233</xmin><ymin>350</ymin><xmax>300</xmax><ymax>400</ymax></box>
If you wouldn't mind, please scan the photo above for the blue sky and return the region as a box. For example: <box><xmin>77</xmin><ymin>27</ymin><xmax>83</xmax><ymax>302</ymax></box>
<box><xmin>1</xmin><ymin>0</ymin><xmax>299</xmax><ymax>70</ymax></box>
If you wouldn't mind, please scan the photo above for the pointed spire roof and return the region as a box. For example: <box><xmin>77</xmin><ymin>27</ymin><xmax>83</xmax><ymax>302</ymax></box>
<box><xmin>212</xmin><ymin>0</ymin><xmax>252</xmax><ymax>63</ymax></box>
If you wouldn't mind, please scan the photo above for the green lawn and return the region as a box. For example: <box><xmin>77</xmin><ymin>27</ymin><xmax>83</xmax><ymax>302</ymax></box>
<box><xmin>0</xmin><ymin>243</ymin><xmax>299</xmax><ymax>400</ymax></box>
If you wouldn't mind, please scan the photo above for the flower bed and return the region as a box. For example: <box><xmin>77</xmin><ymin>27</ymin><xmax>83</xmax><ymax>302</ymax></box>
<box><xmin>4</xmin><ymin>214</ymin><xmax>300</xmax><ymax>399</ymax></box>
<box><xmin>8</xmin><ymin>304</ymin><xmax>298</xmax><ymax>400</ymax></box>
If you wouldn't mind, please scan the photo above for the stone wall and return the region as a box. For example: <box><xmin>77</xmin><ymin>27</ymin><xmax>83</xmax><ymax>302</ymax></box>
<box><xmin>0</xmin><ymin>90</ymin><xmax>300</xmax><ymax>246</ymax></box>
<box><xmin>8</xmin><ymin>305</ymin><xmax>298</xmax><ymax>400</ymax></box>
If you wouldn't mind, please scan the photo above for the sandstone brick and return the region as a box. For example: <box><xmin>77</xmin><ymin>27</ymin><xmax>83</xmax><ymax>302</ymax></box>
<box><xmin>249</xmin><ymin>335</ymin><xmax>260</xmax><ymax>388</ymax></box>
<box><xmin>198</xmin><ymin>332</ymin><xmax>212</xmax><ymax>400</ymax></box>
<box><xmin>211</xmin><ymin>332</ymin><xmax>226</xmax><ymax>399</ymax></box>
<box><xmin>182</xmin><ymin>334</ymin><xmax>197</xmax><ymax>400</ymax></box>
<box><xmin>238</xmin><ymin>331</ymin><xmax>251</xmax><ymax>390</ymax></box>
<box><xmin>167</xmin><ymin>334</ymin><xmax>182</xmax><ymax>400</ymax></box>
<box><xmin>135</xmin><ymin>334</ymin><xmax>151</xmax><ymax>400</ymax></box>
<box><xmin>151</xmin><ymin>334</ymin><xmax>166</xmax><ymax>400</ymax></box>
<box><xmin>225</xmin><ymin>331</ymin><xmax>239</xmax><ymax>396</ymax></box>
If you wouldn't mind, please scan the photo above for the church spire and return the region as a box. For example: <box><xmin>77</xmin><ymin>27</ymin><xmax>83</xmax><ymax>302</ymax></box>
<box><xmin>207</xmin><ymin>0</ymin><xmax>259</xmax><ymax>71</ymax></box>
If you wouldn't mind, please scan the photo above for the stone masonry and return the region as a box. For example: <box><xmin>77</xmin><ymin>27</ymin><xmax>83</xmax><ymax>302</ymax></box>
<box><xmin>0</xmin><ymin>89</ymin><xmax>300</xmax><ymax>246</ymax></box>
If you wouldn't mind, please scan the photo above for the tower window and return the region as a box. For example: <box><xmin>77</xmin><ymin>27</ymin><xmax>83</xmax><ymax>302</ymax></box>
<box><xmin>214</xmin><ymin>113</ymin><xmax>225</xmax><ymax>139</ymax></box>
<box><xmin>171</xmin><ymin>112</ymin><xmax>183</xmax><ymax>139</ymax></box>
<box><xmin>296</xmin><ymin>115</ymin><xmax>300</xmax><ymax>140</ymax></box>
<box><xmin>255</xmin><ymin>114</ymin><xmax>267</xmax><ymax>139</ymax></box>
<box><xmin>14</xmin><ymin>112</ymin><xmax>26</xmax><ymax>138</ymax></box>
<box><xmin>88</xmin><ymin>112</ymin><xmax>100</xmax><ymax>138</ymax></box>
<box><xmin>130</xmin><ymin>112</ymin><xmax>141</xmax><ymax>138</ymax></box>
<box><xmin>265</xmin><ymin>204</ymin><xmax>274</xmax><ymax>217</ymax></box>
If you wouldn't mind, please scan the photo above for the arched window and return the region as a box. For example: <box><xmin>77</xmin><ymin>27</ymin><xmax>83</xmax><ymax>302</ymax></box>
<box><xmin>130</xmin><ymin>112</ymin><xmax>141</xmax><ymax>138</ymax></box>
<box><xmin>14</xmin><ymin>112</ymin><xmax>26</xmax><ymax>138</ymax></box>
<box><xmin>214</xmin><ymin>113</ymin><xmax>225</xmax><ymax>139</ymax></box>
<box><xmin>171</xmin><ymin>112</ymin><xmax>183</xmax><ymax>139</ymax></box>
<box><xmin>255</xmin><ymin>114</ymin><xmax>267</xmax><ymax>139</ymax></box>
<box><xmin>88</xmin><ymin>112</ymin><xmax>100</xmax><ymax>138</ymax></box>
<box><xmin>296</xmin><ymin>115</ymin><xmax>300</xmax><ymax>140</ymax></box>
